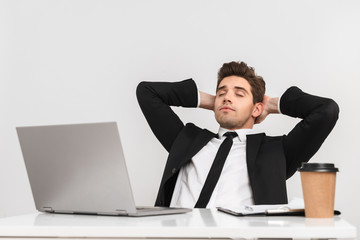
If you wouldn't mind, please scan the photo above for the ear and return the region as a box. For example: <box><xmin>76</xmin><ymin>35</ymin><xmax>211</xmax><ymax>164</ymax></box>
<box><xmin>252</xmin><ymin>102</ymin><xmax>264</xmax><ymax>118</ymax></box>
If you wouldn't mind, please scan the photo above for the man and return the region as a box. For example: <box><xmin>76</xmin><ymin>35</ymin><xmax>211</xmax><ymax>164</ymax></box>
<box><xmin>136</xmin><ymin>61</ymin><xmax>339</xmax><ymax>209</ymax></box>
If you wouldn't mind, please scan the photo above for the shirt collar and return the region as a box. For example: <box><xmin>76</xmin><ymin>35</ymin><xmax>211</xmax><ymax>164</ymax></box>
<box><xmin>218</xmin><ymin>127</ymin><xmax>254</xmax><ymax>142</ymax></box>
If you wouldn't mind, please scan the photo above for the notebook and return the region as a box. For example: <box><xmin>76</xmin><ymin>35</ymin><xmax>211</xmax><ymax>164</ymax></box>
<box><xmin>16</xmin><ymin>122</ymin><xmax>191</xmax><ymax>217</ymax></box>
<box><xmin>217</xmin><ymin>198</ymin><xmax>341</xmax><ymax>216</ymax></box>
<box><xmin>217</xmin><ymin>198</ymin><xmax>305</xmax><ymax>216</ymax></box>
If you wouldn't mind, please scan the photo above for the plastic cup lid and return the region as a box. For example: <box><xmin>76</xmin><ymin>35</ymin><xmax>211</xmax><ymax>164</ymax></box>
<box><xmin>298</xmin><ymin>162</ymin><xmax>339</xmax><ymax>172</ymax></box>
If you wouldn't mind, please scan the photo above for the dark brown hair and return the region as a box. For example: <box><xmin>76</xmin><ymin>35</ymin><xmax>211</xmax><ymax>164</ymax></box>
<box><xmin>217</xmin><ymin>61</ymin><xmax>265</xmax><ymax>103</ymax></box>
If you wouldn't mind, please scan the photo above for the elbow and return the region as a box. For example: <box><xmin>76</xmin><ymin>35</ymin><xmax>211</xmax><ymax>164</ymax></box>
<box><xmin>136</xmin><ymin>81</ymin><xmax>146</xmax><ymax>97</ymax></box>
<box><xmin>136</xmin><ymin>81</ymin><xmax>150</xmax><ymax>103</ymax></box>
<box><xmin>323</xmin><ymin>99</ymin><xmax>340</xmax><ymax>127</ymax></box>
<box><xmin>328</xmin><ymin>99</ymin><xmax>340</xmax><ymax>120</ymax></box>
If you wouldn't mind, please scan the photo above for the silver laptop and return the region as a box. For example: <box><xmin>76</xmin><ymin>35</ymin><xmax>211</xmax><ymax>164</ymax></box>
<box><xmin>16</xmin><ymin>122</ymin><xmax>191</xmax><ymax>217</ymax></box>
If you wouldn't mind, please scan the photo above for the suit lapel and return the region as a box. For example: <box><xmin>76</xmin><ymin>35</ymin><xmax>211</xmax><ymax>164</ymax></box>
<box><xmin>177</xmin><ymin>129</ymin><xmax>217</xmax><ymax>167</ymax></box>
<box><xmin>246</xmin><ymin>133</ymin><xmax>265</xmax><ymax>177</ymax></box>
<box><xmin>246</xmin><ymin>133</ymin><xmax>265</xmax><ymax>203</ymax></box>
<box><xmin>162</xmin><ymin>128</ymin><xmax>216</xmax><ymax>184</ymax></box>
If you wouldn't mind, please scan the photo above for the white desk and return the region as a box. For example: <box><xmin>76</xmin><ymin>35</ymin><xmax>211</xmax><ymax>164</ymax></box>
<box><xmin>0</xmin><ymin>210</ymin><xmax>356</xmax><ymax>240</ymax></box>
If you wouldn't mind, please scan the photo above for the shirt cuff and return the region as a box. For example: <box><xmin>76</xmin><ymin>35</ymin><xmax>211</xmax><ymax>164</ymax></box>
<box><xmin>278</xmin><ymin>89</ymin><xmax>287</xmax><ymax>114</ymax></box>
<box><xmin>278</xmin><ymin>96</ymin><xmax>282</xmax><ymax>114</ymax></box>
<box><xmin>197</xmin><ymin>90</ymin><xmax>201</xmax><ymax>108</ymax></box>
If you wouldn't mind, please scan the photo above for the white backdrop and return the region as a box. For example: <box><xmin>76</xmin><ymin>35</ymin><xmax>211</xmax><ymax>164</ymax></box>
<box><xmin>1</xmin><ymin>0</ymin><xmax>359</xmax><ymax>231</ymax></box>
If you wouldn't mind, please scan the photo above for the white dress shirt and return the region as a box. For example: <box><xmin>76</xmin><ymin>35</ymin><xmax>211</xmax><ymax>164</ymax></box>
<box><xmin>170</xmin><ymin>127</ymin><xmax>255</xmax><ymax>209</ymax></box>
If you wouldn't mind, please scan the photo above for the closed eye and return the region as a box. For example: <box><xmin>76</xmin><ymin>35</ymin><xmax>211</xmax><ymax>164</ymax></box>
<box><xmin>218</xmin><ymin>91</ymin><xmax>226</xmax><ymax>96</ymax></box>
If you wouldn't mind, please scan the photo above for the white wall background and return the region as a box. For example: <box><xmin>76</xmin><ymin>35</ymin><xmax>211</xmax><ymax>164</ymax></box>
<box><xmin>1</xmin><ymin>0</ymin><xmax>359</xmax><ymax>231</ymax></box>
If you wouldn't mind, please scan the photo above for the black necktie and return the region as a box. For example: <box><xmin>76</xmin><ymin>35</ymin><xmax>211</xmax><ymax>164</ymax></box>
<box><xmin>194</xmin><ymin>131</ymin><xmax>238</xmax><ymax>208</ymax></box>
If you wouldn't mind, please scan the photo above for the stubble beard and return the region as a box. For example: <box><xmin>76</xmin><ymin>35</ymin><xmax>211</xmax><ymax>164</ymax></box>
<box><xmin>215</xmin><ymin>113</ymin><xmax>253</xmax><ymax>130</ymax></box>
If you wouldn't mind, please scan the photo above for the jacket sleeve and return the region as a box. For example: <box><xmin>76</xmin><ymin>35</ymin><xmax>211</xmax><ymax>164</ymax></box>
<box><xmin>280</xmin><ymin>87</ymin><xmax>340</xmax><ymax>178</ymax></box>
<box><xmin>136</xmin><ymin>79</ymin><xmax>199</xmax><ymax>152</ymax></box>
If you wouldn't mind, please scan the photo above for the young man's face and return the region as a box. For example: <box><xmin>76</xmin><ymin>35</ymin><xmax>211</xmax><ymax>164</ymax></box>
<box><xmin>214</xmin><ymin>76</ymin><xmax>263</xmax><ymax>130</ymax></box>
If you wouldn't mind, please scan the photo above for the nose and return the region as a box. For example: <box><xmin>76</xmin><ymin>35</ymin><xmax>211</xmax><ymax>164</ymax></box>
<box><xmin>223</xmin><ymin>92</ymin><xmax>232</xmax><ymax>104</ymax></box>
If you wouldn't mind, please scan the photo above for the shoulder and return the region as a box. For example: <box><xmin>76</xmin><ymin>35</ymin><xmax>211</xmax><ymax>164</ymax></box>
<box><xmin>182</xmin><ymin>123</ymin><xmax>214</xmax><ymax>138</ymax></box>
<box><xmin>173</xmin><ymin>123</ymin><xmax>216</xmax><ymax>146</ymax></box>
<box><xmin>167</xmin><ymin>123</ymin><xmax>216</xmax><ymax>158</ymax></box>
<box><xmin>247</xmin><ymin>133</ymin><xmax>284</xmax><ymax>146</ymax></box>
<box><xmin>263</xmin><ymin>134</ymin><xmax>284</xmax><ymax>142</ymax></box>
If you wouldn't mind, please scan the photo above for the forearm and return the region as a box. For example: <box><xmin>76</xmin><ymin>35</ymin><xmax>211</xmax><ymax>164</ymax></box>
<box><xmin>280</xmin><ymin>87</ymin><xmax>339</xmax><ymax>119</ymax></box>
<box><xmin>199</xmin><ymin>91</ymin><xmax>215</xmax><ymax>111</ymax></box>
<box><xmin>264</xmin><ymin>96</ymin><xmax>280</xmax><ymax>114</ymax></box>
<box><xmin>136</xmin><ymin>79</ymin><xmax>198</xmax><ymax>152</ymax></box>
<box><xmin>255</xmin><ymin>95</ymin><xmax>280</xmax><ymax>124</ymax></box>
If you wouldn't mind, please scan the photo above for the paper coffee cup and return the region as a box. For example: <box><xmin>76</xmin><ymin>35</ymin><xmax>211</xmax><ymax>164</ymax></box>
<box><xmin>298</xmin><ymin>163</ymin><xmax>339</xmax><ymax>218</ymax></box>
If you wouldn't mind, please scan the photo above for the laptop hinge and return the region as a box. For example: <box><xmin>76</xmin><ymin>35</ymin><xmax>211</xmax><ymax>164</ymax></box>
<box><xmin>42</xmin><ymin>207</ymin><xmax>54</xmax><ymax>213</ymax></box>
<box><xmin>97</xmin><ymin>212</ymin><xmax>121</xmax><ymax>216</ymax></box>
<box><xmin>116</xmin><ymin>209</ymin><xmax>128</xmax><ymax>215</ymax></box>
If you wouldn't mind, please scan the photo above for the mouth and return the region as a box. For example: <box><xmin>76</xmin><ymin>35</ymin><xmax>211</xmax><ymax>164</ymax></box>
<box><xmin>220</xmin><ymin>106</ymin><xmax>235</xmax><ymax>112</ymax></box>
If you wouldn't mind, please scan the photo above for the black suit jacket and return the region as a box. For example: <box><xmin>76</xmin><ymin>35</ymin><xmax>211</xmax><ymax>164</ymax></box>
<box><xmin>136</xmin><ymin>79</ymin><xmax>339</xmax><ymax>207</ymax></box>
